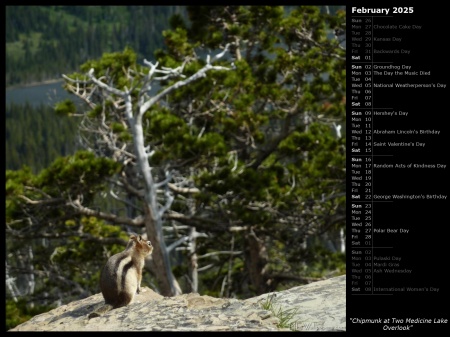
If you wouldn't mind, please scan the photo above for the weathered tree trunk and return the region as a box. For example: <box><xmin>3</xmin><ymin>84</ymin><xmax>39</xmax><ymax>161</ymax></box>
<box><xmin>244</xmin><ymin>229</ymin><xmax>269</xmax><ymax>295</ymax></box>
<box><xmin>187</xmin><ymin>227</ymin><xmax>199</xmax><ymax>293</ymax></box>
<box><xmin>143</xmin><ymin>204</ymin><xmax>181</xmax><ymax>296</ymax></box>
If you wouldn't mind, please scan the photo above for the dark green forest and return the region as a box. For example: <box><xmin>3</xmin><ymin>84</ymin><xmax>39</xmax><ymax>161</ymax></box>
<box><xmin>6</xmin><ymin>6</ymin><xmax>183</xmax><ymax>172</ymax></box>
<box><xmin>6</xmin><ymin>102</ymin><xmax>78</xmax><ymax>172</ymax></box>
<box><xmin>6</xmin><ymin>6</ymin><xmax>346</xmax><ymax>330</ymax></box>
<box><xmin>6</xmin><ymin>6</ymin><xmax>185</xmax><ymax>86</ymax></box>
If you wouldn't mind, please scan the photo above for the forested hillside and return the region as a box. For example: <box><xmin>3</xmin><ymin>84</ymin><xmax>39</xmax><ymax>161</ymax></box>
<box><xmin>6</xmin><ymin>102</ymin><xmax>78</xmax><ymax>171</ymax></box>
<box><xmin>5</xmin><ymin>5</ymin><xmax>343</xmax><ymax>171</ymax></box>
<box><xmin>6</xmin><ymin>6</ymin><xmax>185</xmax><ymax>87</ymax></box>
<box><xmin>6</xmin><ymin>6</ymin><xmax>183</xmax><ymax>171</ymax></box>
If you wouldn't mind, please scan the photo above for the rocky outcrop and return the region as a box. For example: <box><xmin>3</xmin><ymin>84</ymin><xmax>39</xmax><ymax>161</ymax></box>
<box><xmin>246</xmin><ymin>274</ymin><xmax>346</xmax><ymax>331</ymax></box>
<box><xmin>9</xmin><ymin>274</ymin><xmax>345</xmax><ymax>331</ymax></box>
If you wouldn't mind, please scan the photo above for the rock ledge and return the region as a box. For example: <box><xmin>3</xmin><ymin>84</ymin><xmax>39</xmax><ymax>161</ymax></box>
<box><xmin>10</xmin><ymin>274</ymin><xmax>346</xmax><ymax>331</ymax></box>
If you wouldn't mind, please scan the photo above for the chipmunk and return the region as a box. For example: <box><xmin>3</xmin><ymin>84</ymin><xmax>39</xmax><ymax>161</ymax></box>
<box><xmin>88</xmin><ymin>234</ymin><xmax>153</xmax><ymax>319</ymax></box>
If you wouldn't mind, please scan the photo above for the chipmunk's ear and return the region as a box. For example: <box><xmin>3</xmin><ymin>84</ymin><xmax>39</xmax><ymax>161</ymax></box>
<box><xmin>125</xmin><ymin>235</ymin><xmax>138</xmax><ymax>249</ymax></box>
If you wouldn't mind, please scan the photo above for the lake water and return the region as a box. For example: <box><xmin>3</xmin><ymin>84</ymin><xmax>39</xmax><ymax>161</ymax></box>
<box><xmin>5</xmin><ymin>79</ymin><xmax>161</xmax><ymax>107</ymax></box>
<box><xmin>5</xmin><ymin>81</ymin><xmax>73</xmax><ymax>107</ymax></box>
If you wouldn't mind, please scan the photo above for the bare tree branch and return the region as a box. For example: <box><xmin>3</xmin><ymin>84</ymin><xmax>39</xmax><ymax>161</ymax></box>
<box><xmin>69</xmin><ymin>198</ymin><xmax>144</xmax><ymax>227</ymax></box>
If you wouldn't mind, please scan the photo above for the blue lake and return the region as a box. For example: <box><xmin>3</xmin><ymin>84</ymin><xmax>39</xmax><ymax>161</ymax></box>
<box><xmin>5</xmin><ymin>79</ymin><xmax>161</xmax><ymax>108</ymax></box>
<box><xmin>5</xmin><ymin>80</ymin><xmax>74</xmax><ymax>107</ymax></box>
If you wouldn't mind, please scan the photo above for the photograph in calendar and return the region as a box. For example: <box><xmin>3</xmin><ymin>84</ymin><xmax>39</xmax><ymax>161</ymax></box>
<box><xmin>6</xmin><ymin>6</ymin><xmax>346</xmax><ymax>331</ymax></box>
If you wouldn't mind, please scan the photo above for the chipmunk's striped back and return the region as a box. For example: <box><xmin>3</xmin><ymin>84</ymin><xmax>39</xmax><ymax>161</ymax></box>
<box><xmin>88</xmin><ymin>235</ymin><xmax>153</xmax><ymax>319</ymax></box>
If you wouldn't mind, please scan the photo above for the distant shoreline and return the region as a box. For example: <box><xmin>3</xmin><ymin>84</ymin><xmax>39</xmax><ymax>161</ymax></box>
<box><xmin>6</xmin><ymin>78</ymin><xmax>64</xmax><ymax>91</ymax></box>
<box><xmin>6</xmin><ymin>78</ymin><xmax>73</xmax><ymax>107</ymax></box>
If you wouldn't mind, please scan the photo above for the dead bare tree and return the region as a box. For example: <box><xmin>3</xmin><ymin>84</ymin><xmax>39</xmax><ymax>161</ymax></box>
<box><xmin>62</xmin><ymin>46</ymin><xmax>234</xmax><ymax>296</ymax></box>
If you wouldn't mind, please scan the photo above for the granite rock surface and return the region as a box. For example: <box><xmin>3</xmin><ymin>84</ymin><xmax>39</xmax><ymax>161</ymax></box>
<box><xmin>10</xmin><ymin>274</ymin><xmax>346</xmax><ymax>331</ymax></box>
